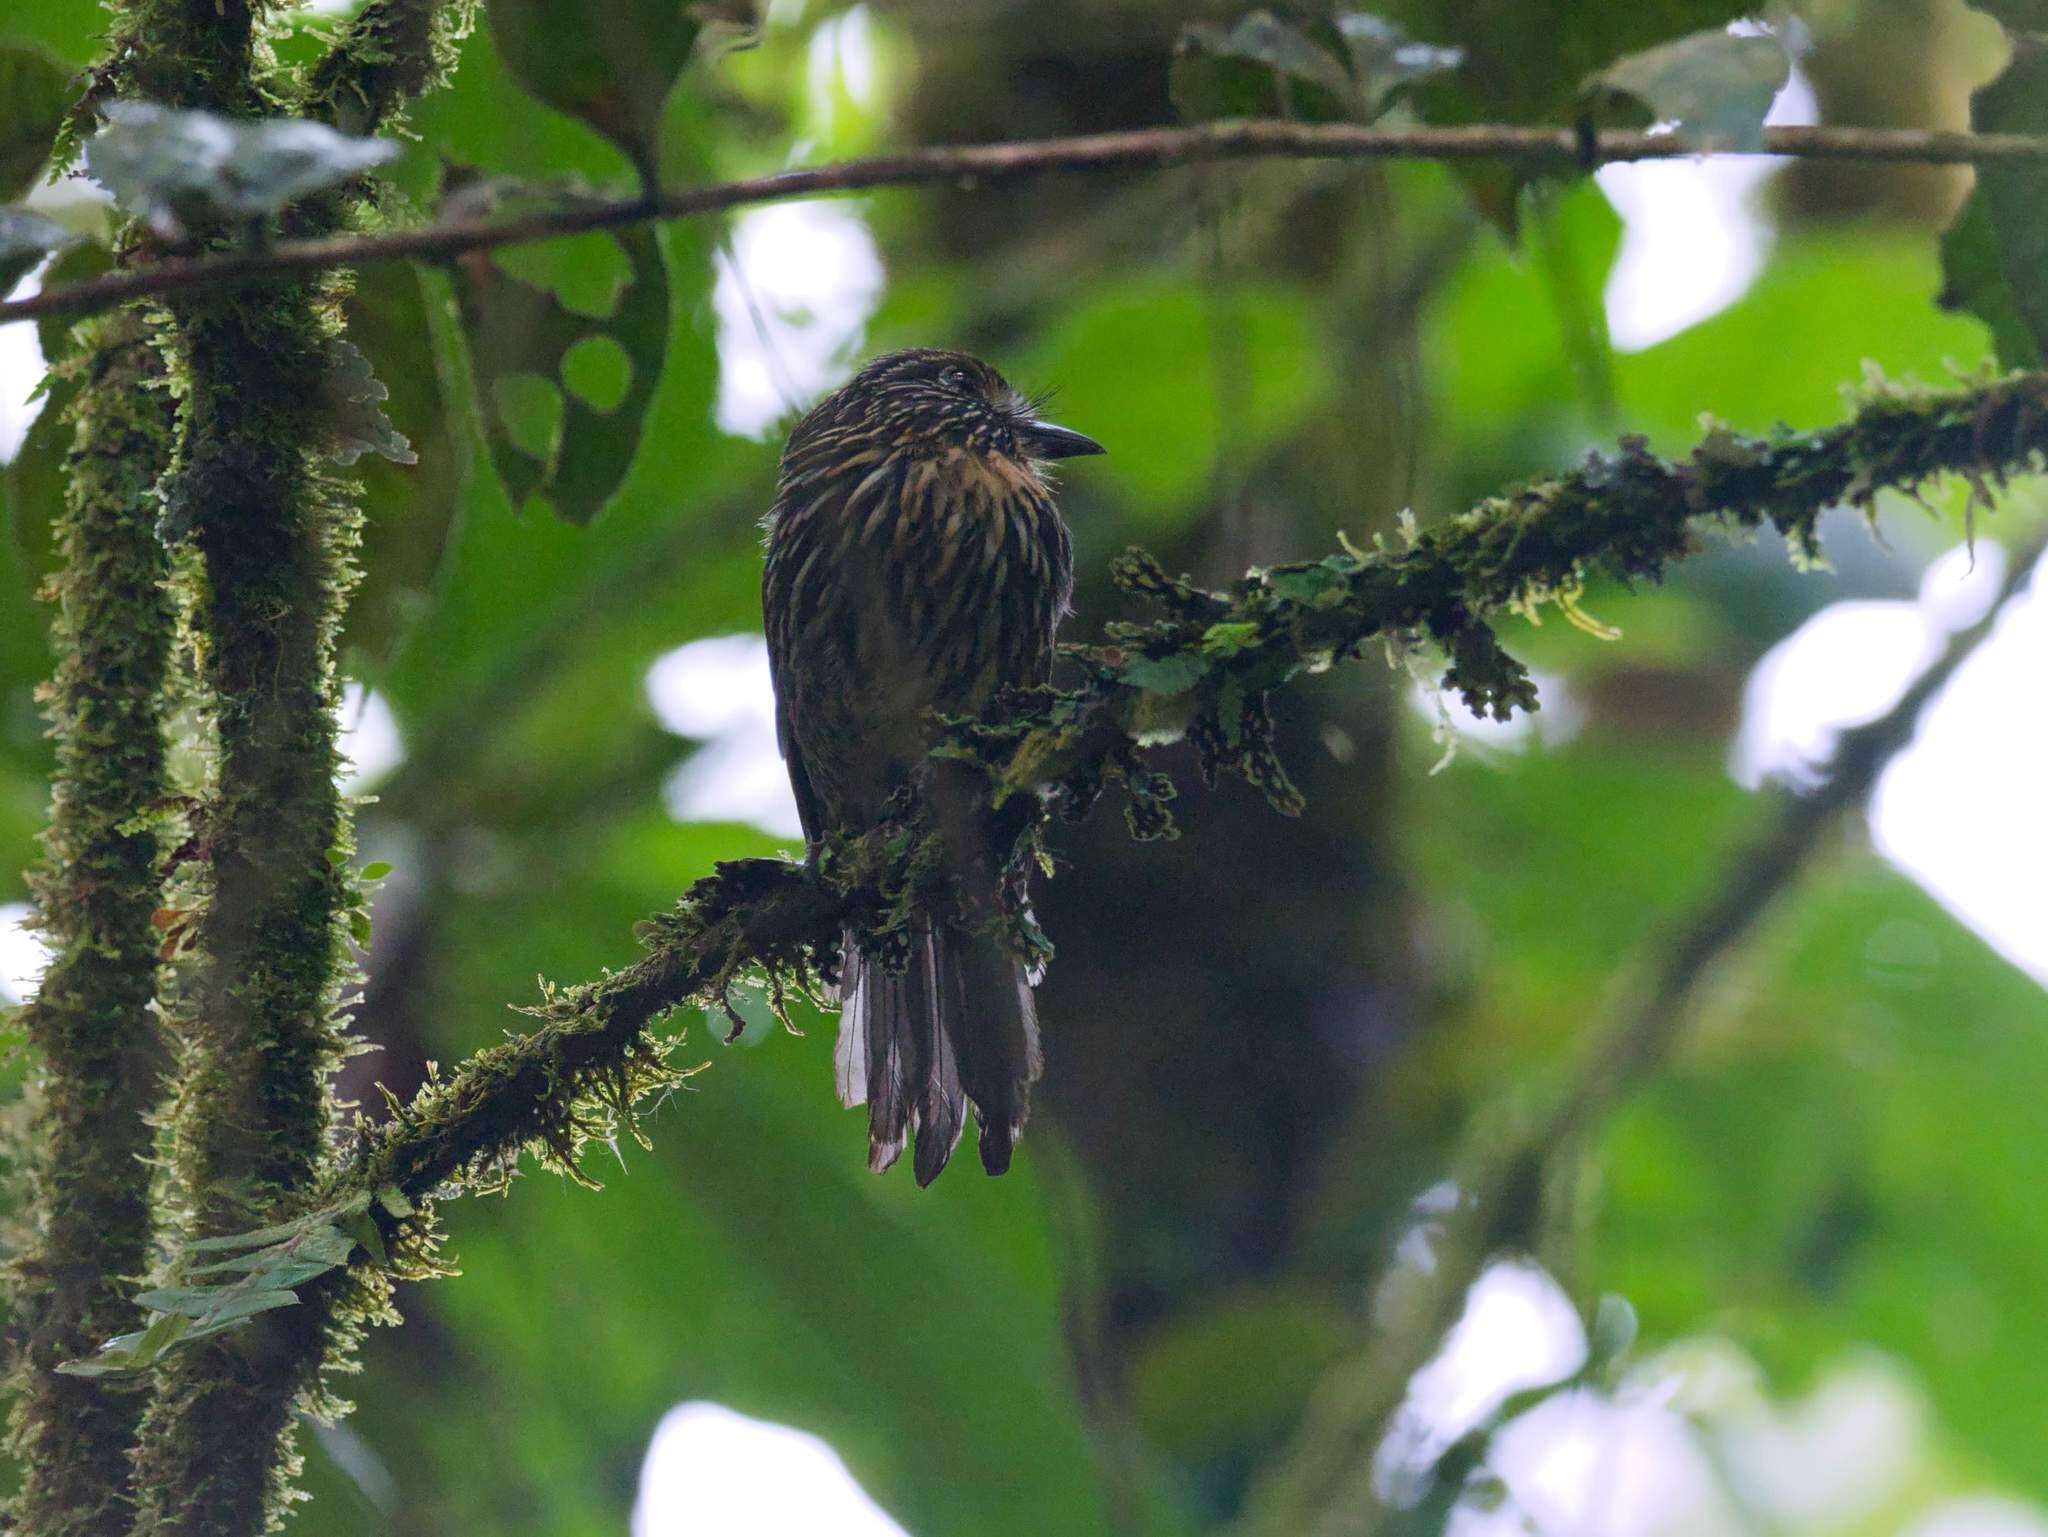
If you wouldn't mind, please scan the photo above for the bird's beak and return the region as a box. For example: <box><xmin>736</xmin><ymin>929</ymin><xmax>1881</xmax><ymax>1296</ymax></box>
<box><xmin>1018</xmin><ymin>418</ymin><xmax>1106</xmax><ymax>460</ymax></box>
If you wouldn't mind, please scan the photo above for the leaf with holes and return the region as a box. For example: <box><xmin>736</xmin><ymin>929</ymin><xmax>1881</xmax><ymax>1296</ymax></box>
<box><xmin>484</xmin><ymin>0</ymin><xmax>714</xmax><ymax>176</ymax></box>
<box><xmin>1586</xmin><ymin>26</ymin><xmax>1790</xmax><ymax>150</ymax></box>
<box><xmin>1939</xmin><ymin>23</ymin><xmax>2048</xmax><ymax>365</ymax></box>
<box><xmin>451</xmin><ymin>200</ymin><xmax>669</xmax><ymax>526</ymax></box>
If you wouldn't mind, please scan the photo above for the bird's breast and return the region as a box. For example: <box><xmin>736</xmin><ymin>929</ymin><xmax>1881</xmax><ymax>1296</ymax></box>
<box><xmin>805</xmin><ymin>446</ymin><xmax>1053</xmax><ymax>590</ymax></box>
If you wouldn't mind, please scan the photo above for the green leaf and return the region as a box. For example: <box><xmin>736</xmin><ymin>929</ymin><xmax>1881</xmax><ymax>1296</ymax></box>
<box><xmin>179</xmin><ymin>1289</ymin><xmax>302</xmax><ymax>1340</ymax></box>
<box><xmin>1120</xmin><ymin>653</ymin><xmax>1210</xmax><ymax>697</ymax></box>
<box><xmin>1368</xmin><ymin>0</ymin><xmax>1755</xmax><ymax>227</ymax></box>
<box><xmin>482</xmin><ymin>0</ymin><xmax>707</xmax><ymax>176</ymax></box>
<box><xmin>1331</xmin><ymin>13</ymin><xmax>1465</xmax><ymax>116</ymax></box>
<box><xmin>0</xmin><ymin>205</ymin><xmax>71</xmax><ymax>294</ymax></box>
<box><xmin>1938</xmin><ymin>27</ymin><xmax>2048</xmax><ymax>366</ymax></box>
<box><xmin>54</xmin><ymin>1311</ymin><xmax>191</xmax><ymax>1377</ymax></box>
<box><xmin>0</xmin><ymin>47</ymin><xmax>69</xmax><ymax>200</ymax></box>
<box><xmin>1</xmin><ymin>0</ymin><xmax>108</xmax><ymax>68</ymax></box>
<box><xmin>53</xmin><ymin>1352</ymin><xmax>139</xmax><ymax>1380</ymax></box>
<box><xmin>1173</xmin><ymin>12</ymin><xmax>1353</xmax><ymax>123</ymax></box>
<box><xmin>1264</xmin><ymin>556</ymin><xmax>1360</xmax><ymax>607</ymax></box>
<box><xmin>1380</xmin><ymin>0</ymin><xmax>1756</xmax><ymax>125</ymax></box>
<box><xmin>1200</xmin><ymin>621</ymin><xmax>1261</xmax><ymax>657</ymax></box>
<box><xmin>1202</xmin><ymin>12</ymin><xmax>1355</xmax><ymax>96</ymax></box>
<box><xmin>341</xmin><ymin>1206</ymin><xmax>389</xmax><ymax>1267</ymax></box>
<box><xmin>245</xmin><ymin>1257</ymin><xmax>351</xmax><ymax>1291</ymax></box>
<box><xmin>1939</xmin><ymin>195</ymin><xmax>2041</xmax><ymax>367</ymax></box>
<box><xmin>191</xmin><ymin>1228</ymin><xmax>355</xmax><ymax>1275</ymax></box>
<box><xmin>186</xmin><ymin>1202</ymin><xmax>351</xmax><ymax>1251</ymax></box>
<box><xmin>1587</xmin><ymin>27</ymin><xmax>1790</xmax><ymax>150</ymax></box>
<box><xmin>451</xmin><ymin>204</ymin><xmax>670</xmax><ymax>525</ymax></box>
<box><xmin>83</xmin><ymin>102</ymin><xmax>398</xmax><ymax>235</ymax></box>
<box><xmin>325</xmin><ymin>339</ymin><xmax>417</xmax><ymax>469</ymax></box>
<box><xmin>131</xmin><ymin>1287</ymin><xmax>222</xmax><ymax>1317</ymax></box>
<box><xmin>348</xmin><ymin>908</ymin><xmax>373</xmax><ymax>949</ymax></box>
<box><xmin>359</xmin><ymin>861</ymin><xmax>394</xmax><ymax>881</ymax></box>
<box><xmin>135</xmin><ymin>1282</ymin><xmax>312</xmax><ymax>1319</ymax></box>
<box><xmin>187</xmin><ymin>1222</ymin><xmax>310</xmax><ymax>1253</ymax></box>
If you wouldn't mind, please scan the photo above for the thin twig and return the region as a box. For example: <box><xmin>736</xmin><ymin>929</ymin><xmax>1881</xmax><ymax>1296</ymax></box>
<box><xmin>6</xmin><ymin>119</ymin><xmax>2048</xmax><ymax>326</ymax></box>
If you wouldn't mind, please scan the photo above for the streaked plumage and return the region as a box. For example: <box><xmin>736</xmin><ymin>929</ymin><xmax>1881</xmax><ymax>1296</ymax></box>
<box><xmin>761</xmin><ymin>348</ymin><xmax>1101</xmax><ymax>1184</ymax></box>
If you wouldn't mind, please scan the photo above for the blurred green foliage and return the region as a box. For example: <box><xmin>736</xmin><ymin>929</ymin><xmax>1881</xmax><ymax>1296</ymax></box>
<box><xmin>4</xmin><ymin>0</ymin><xmax>2048</xmax><ymax>1533</ymax></box>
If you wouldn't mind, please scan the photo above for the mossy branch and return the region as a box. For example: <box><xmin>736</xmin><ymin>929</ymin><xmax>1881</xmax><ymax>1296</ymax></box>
<box><xmin>126</xmin><ymin>270</ymin><xmax>366</xmax><ymax>1537</ymax></box>
<box><xmin>300</xmin><ymin>0</ymin><xmax>474</xmax><ymax>138</ymax></box>
<box><xmin>57</xmin><ymin>365</ymin><xmax>2048</xmax><ymax>1510</ymax></box>
<box><xmin>338</xmin><ymin>856</ymin><xmax>843</xmax><ymax>1203</ymax></box>
<box><xmin>3</xmin><ymin>312</ymin><xmax>177</xmax><ymax>1537</ymax></box>
<box><xmin>330</xmin><ymin>367</ymin><xmax>2048</xmax><ymax>1216</ymax></box>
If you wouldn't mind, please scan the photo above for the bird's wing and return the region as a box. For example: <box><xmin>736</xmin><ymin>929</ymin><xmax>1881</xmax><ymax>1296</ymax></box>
<box><xmin>763</xmin><ymin>541</ymin><xmax>827</xmax><ymax>849</ymax></box>
<box><xmin>774</xmin><ymin>689</ymin><xmax>826</xmax><ymax>849</ymax></box>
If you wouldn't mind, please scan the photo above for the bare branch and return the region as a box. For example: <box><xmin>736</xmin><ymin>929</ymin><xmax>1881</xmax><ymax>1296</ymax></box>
<box><xmin>7</xmin><ymin>119</ymin><xmax>2048</xmax><ymax>327</ymax></box>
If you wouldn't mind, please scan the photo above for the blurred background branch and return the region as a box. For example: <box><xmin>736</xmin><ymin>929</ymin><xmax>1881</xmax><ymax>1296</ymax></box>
<box><xmin>1233</xmin><ymin>526</ymin><xmax>2047</xmax><ymax>1537</ymax></box>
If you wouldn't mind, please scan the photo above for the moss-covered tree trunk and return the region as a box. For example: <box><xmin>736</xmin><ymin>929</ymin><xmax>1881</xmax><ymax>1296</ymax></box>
<box><xmin>104</xmin><ymin>4</ymin><xmax>357</xmax><ymax>1531</ymax></box>
<box><xmin>0</xmin><ymin>2</ymin><xmax>456</xmax><ymax>1529</ymax></box>
<box><xmin>125</xmin><ymin>279</ymin><xmax>360</xmax><ymax>1534</ymax></box>
<box><xmin>5</xmin><ymin>310</ymin><xmax>177</xmax><ymax>1537</ymax></box>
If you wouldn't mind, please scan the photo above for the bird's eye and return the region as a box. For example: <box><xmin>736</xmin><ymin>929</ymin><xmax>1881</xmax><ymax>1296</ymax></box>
<box><xmin>938</xmin><ymin>366</ymin><xmax>968</xmax><ymax>391</ymax></box>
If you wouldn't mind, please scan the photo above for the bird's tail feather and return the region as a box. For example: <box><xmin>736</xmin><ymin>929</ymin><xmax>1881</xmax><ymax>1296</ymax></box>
<box><xmin>834</xmin><ymin>917</ymin><xmax>1040</xmax><ymax>1185</ymax></box>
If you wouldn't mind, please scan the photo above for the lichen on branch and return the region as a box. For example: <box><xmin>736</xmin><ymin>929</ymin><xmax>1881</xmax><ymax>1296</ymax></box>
<box><xmin>324</xmin><ymin>365</ymin><xmax>2048</xmax><ymax>1231</ymax></box>
<box><xmin>61</xmin><ymin>365</ymin><xmax>2048</xmax><ymax>1477</ymax></box>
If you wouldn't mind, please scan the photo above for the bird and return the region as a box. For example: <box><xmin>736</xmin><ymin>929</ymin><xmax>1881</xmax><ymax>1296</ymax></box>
<box><xmin>761</xmin><ymin>348</ymin><xmax>1104</xmax><ymax>1185</ymax></box>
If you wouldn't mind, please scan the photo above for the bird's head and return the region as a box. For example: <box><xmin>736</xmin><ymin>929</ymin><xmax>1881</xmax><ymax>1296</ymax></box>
<box><xmin>791</xmin><ymin>348</ymin><xmax>1105</xmax><ymax>469</ymax></box>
